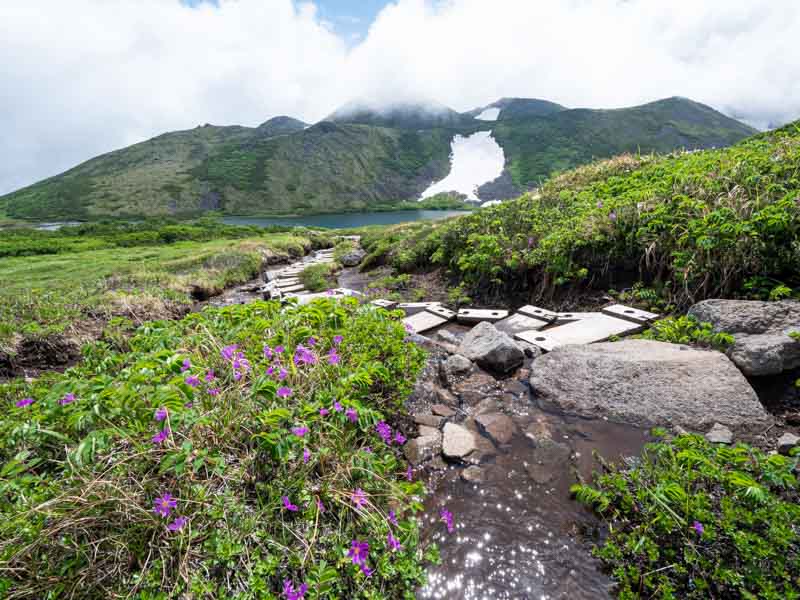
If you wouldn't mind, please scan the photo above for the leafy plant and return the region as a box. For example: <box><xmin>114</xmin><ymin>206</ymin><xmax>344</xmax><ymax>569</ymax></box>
<box><xmin>638</xmin><ymin>315</ymin><xmax>734</xmax><ymax>351</ymax></box>
<box><xmin>573</xmin><ymin>433</ymin><xmax>800</xmax><ymax>599</ymax></box>
<box><xmin>300</xmin><ymin>262</ymin><xmax>339</xmax><ymax>292</ymax></box>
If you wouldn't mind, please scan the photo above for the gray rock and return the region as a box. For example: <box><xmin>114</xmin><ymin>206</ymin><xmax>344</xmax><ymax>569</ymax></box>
<box><xmin>444</xmin><ymin>354</ymin><xmax>473</xmax><ymax>377</ymax></box>
<box><xmin>435</xmin><ymin>387</ymin><xmax>458</xmax><ymax>407</ymax></box>
<box><xmin>418</xmin><ymin>425</ymin><xmax>441</xmax><ymax>438</ymax></box>
<box><xmin>688</xmin><ymin>299</ymin><xmax>800</xmax><ymax>376</ymax></box>
<box><xmin>517</xmin><ymin>341</ymin><xmax>543</xmax><ymax>359</ymax></box>
<box><xmin>777</xmin><ymin>432</ymin><xmax>800</xmax><ymax>455</ymax></box>
<box><xmin>530</xmin><ymin>340</ymin><xmax>771</xmax><ymax>430</ymax></box>
<box><xmin>442</xmin><ymin>423</ymin><xmax>477</xmax><ymax>458</ymax></box>
<box><xmin>472</xmin><ymin>397</ymin><xmax>500</xmax><ymax>416</ymax></box>
<box><xmin>432</xmin><ymin>404</ymin><xmax>457</xmax><ymax>417</ymax></box>
<box><xmin>406</xmin><ymin>333</ymin><xmax>438</xmax><ymax>351</ymax></box>
<box><xmin>403</xmin><ymin>435</ymin><xmax>442</xmax><ymax>465</ymax></box>
<box><xmin>413</xmin><ymin>414</ymin><xmax>444</xmax><ymax>428</ymax></box>
<box><xmin>461</xmin><ymin>466</ymin><xmax>486</xmax><ymax>483</ymax></box>
<box><xmin>475</xmin><ymin>412</ymin><xmax>516</xmax><ymax>445</ymax></box>
<box><xmin>458</xmin><ymin>321</ymin><xmax>525</xmax><ymax>373</ymax></box>
<box><xmin>436</xmin><ymin>330</ymin><xmax>462</xmax><ymax>346</ymax></box>
<box><xmin>524</xmin><ymin>421</ymin><xmax>555</xmax><ymax>443</ymax></box>
<box><xmin>339</xmin><ymin>247</ymin><xmax>366</xmax><ymax>267</ymax></box>
<box><xmin>705</xmin><ymin>423</ymin><xmax>733</xmax><ymax>444</ymax></box>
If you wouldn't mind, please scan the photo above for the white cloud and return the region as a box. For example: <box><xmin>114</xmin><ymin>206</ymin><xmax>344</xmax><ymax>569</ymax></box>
<box><xmin>1</xmin><ymin>0</ymin><xmax>798</xmax><ymax>194</ymax></box>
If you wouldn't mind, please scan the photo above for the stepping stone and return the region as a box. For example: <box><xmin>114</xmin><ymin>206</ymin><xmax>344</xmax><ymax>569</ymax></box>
<box><xmin>278</xmin><ymin>270</ymin><xmax>304</xmax><ymax>278</ymax></box>
<box><xmin>330</xmin><ymin>288</ymin><xmax>362</xmax><ymax>297</ymax></box>
<box><xmin>398</xmin><ymin>302</ymin><xmax>442</xmax><ymax>316</ymax></box>
<box><xmin>517</xmin><ymin>305</ymin><xmax>558</xmax><ymax>323</ymax></box>
<box><xmin>372</xmin><ymin>299</ymin><xmax>398</xmax><ymax>309</ymax></box>
<box><xmin>515</xmin><ymin>314</ymin><xmax>643</xmax><ymax>351</ymax></box>
<box><xmin>555</xmin><ymin>311</ymin><xmax>605</xmax><ymax>323</ymax></box>
<box><xmin>494</xmin><ymin>312</ymin><xmax>549</xmax><ymax>336</ymax></box>
<box><xmin>601</xmin><ymin>304</ymin><xmax>660</xmax><ymax>324</ymax></box>
<box><xmin>403</xmin><ymin>311</ymin><xmax>448</xmax><ymax>334</ymax></box>
<box><xmin>276</xmin><ymin>278</ymin><xmax>301</xmax><ymax>288</ymax></box>
<box><xmin>425</xmin><ymin>305</ymin><xmax>456</xmax><ymax>321</ymax></box>
<box><xmin>457</xmin><ymin>308</ymin><xmax>509</xmax><ymax>324</ymax></box>
<box><xmin>280</xmin><ymin>284</ymin><xmax>306</xmax><ymax>294</ymax></box>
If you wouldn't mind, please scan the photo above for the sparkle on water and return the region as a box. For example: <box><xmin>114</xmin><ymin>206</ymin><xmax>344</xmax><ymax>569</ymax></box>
<box><xmin>420</xmin><ymin>131</ymin><xmax>505</xmax><ymax>201</ymax></box>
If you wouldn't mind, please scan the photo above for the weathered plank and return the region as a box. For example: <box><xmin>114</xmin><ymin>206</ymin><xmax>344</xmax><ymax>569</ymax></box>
<box><xmin>398</xmin><ymin>302</ymin><xmax>443</xmax><ymax>316</ymax></box>
<box><xmin>601</xmin><ymin>304</ymin><xmax>660</xmax><ymax>324</ymax></box>
<box><xmin>403</xmin><ymin>311</ymin><xmax>449</xmax><ymax>334</ymax></box>
<box><xmin>517</xmin><ymin>305</ymin><xmax>558</xmax><ymax>323</ymax></box>
<box><xmin>371</xmin><ymin>299</ymin><xmax>398</xmax><ymax>309</ymax></box>
<box><xmin>457</xmin><ymin>308</ymin><xmax>509</xmax><ymax>324</ymax></box>
<box><xmin>515</xmin><ymin>314</ymin><xmax>643</xmax><ymax>352</ymax></box>
<box><xmin>425</xmin><ymin>305</ymin><xmax>457</xmax><ymax>321</ymax></box>
<box><xmin>494</xmin><ymin>313</ymin><xmax>549</xmax><ymax>336</ymax></box>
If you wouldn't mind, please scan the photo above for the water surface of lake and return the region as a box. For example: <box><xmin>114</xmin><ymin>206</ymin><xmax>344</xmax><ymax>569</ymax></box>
<box><xmin>223</xmin><ymin>210</ymin><xmax>468</xmax><ymax>229</ymax></box>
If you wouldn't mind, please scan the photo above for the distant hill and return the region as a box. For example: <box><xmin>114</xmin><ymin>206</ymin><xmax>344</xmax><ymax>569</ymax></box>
<box><xmin>0</xmin><ymin>96</ymin><xmax>759</xmax><ymax>219</ymax></box>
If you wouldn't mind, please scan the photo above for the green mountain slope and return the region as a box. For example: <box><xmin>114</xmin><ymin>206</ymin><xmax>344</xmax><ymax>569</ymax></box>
<box><xmin>0</xmin><ymin>97</ymin><xmax>759</xmax><ymax>219</ymax></box>
<box><xmin>492</xmin><ymin>97</ymin><xmax>758</xmax><ymax>190</ymax></box>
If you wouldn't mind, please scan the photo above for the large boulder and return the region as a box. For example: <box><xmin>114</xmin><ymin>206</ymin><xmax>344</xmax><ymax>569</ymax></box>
<box><xmin>457</xmin><ymin>321</ymin><xmax>524</xmax><ymax>373</ymax></box>
<box><xmin>688</xmin><ymin>299</ymin><xmax>800</xmax><ymax>376</ymax></box>
<box><xmin>338</xmin><ymin>247</ymin><xmax>366</xmax><ymax>267</ymax></box>
<box><xmin>442</xmin><ymin>423</ymin><xmax>477</xmax><ymax>458</ymax></box>
<box><xmin>530</xmin><ymin>340</ymin><xmax>771</xmax><ymax>430</ymax></box>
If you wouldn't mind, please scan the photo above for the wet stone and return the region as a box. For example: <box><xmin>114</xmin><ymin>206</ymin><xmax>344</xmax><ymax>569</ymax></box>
<box><xmin>435</xmin><ymin>387</ymin><xmax>458</xmax><ymax>407</ymax></box>
<box><xmin>461</xmin><ymin>465</ymin><xmax>486</xmax><ymax>483</ymax></box>
<box><xmin>525</xmin><ymin>421</ymin><xmax>555</xmax><ymax>443</ymax></box>
<box><xmin>472</xmin><ymin>397</ymin><xmax>499</xmax><ymax>416</ymax></box>
<box><xmin>432</xmin><ymin>404</ymin><xmax>457</xmax><ymax>417</ymax></box>
<box><xmin>526</xmin><ymin>438</ymin><xmax>572</xmax><ymax>484</ymax></box>
<box><xmin>778</xmin><ymin>432</ymin><xmax>800</xmax><ymax>455</ymax></box>
<box><xmin>413</xmin><ymin>414</ymin><xmax>444</xmax><ymax>428</ymax></box>
<box><xmin>705</xmin><ymin>423</ymin><xmax>734</xmax><ymax>444</ymax></box>
<box><xmin>442</xmin><ymin>423</ymin><xmax>477</xmax><ymax>459</ymax></box>
<box><xmin>436</xmin><ymin>330</ymin><xmax>462</xmax><ymax>346</ymax></box>
<box><xmin>444</xmin><ymin>354</ymin><xmax>473</xmax><ymax>377</ymax></box>
<box><xmin>475</xmin><ymin>412</ymin><xmax>516</xmax><ymax>445</ymax></box>
<box><xmin>404</xmin><ymin>435</ymin><xmax>442</xmax><ymax>465</ymax></box>
<box><xmin>418</xmin><ymin>425</ymin><xmax>441</xmax><ymax>438</ymax></box>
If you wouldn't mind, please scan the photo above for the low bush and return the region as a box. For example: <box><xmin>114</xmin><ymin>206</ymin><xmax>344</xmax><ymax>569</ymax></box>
<box><xmin>0</xmin><ymin>298</ymin><xmax>434</xmax><ymax>598</ymax></box>
<box><xmin>573</xmin><ymin>433</ymin><xmax>800</xmax><ymax>599</ymax></box>
<box><xmin>300</xmin><ymin>263</ymin><xmax>339</xmax><ymax>293</ymax></box>
<box><xmin>638</xmin><ymin>315</ymin><xmax>734</xmax><ymax>351</ymax></box>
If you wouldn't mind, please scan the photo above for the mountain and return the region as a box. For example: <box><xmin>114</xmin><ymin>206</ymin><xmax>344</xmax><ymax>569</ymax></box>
<box><xmin>327</xmin><ymin>100</ymin><xmax>474</xmax><ymax>130</ymax></box>
<box><xmin>0</xmin><ymin>97</ymin><xmax>759</xmax><ymax>219</ymax></box>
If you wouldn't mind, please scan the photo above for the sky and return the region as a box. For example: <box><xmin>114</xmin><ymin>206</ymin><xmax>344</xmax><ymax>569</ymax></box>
<box><xmin>1</xmin><ymin>0</ymin><xmax>799</xmax><ymax>195</ymax></box>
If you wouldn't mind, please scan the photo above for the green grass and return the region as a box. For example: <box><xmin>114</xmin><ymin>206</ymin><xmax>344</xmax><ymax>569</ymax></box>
<box><xmin>299</xmin><ymin>263</ymin><xmax>340</xmax><ymax>293</ymax></box>
<box><xmin>0</xmin><ymin>298</ymin><xmax>434</xmax><ymax>598</ymax></box>
<box><xmin>364</xmin><ymin>120</ymin><xmax>800</xmax><ymax>307</ymax></box>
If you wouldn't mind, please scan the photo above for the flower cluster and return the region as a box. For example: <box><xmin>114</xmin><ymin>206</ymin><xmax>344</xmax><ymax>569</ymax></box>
<box><xmin>347</xmin><ymin>540</ymin><xmax>373</xmax><ymax>577</ymax></box>
<box><xmin>375</xmin><ymin>420</ymin><xmax>405</xmax><ymax>446</ymax></box>
<box><xmin>153</xmin><ymin>492</ymin><xmax>188</xmax><ymax>532</ymax></box>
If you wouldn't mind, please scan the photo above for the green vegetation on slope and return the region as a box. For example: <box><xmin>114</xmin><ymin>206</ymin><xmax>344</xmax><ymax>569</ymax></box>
<box><xmin>0</xmin><ymin>298</ymin><xmax>433</xmax><ymax>598</ymax></box>
<box><xmin>362</xmin><ymin>120</ymin><xmax>800</xmax><ymax>307</ymax></box>
<box><xmin>492</xmin><ymin>97</ymin><xmax>758</xmax><ymax>189</ymax></box>
<box><xmin>573</xmin><ymin>432</ymin><xmax>800</xmax><ymax>599</ymax></box>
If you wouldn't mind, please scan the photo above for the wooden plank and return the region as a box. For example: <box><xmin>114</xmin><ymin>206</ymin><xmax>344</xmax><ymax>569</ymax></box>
<box><xmin>554</xmin><ymin>311</ymin><xmax>604</xmax><ymax>324</ymax></box>
<box><xmin>371</xmin><ymin>299</ymin><xmax>398</xmax><ymax>309</ymax></box>
<box><xmin>515</xmin><ymin>315</ymin><xmax>643</xmax><ymax>352</ymax></box>
<box><xmin>398</xmin><ymin>302</ymin><xmax>442</xmax><ymax>316</ymax></box>
<box><xmin>279</xmin><ymin>284</ymin><xmax>306</xmax><ymax>293</ymax></box>
<box><xmin>457</xmin><ymin>308</ymin><xmax>509</xmax><ymax>324</ymax></box>
<box><xmin>601</xmin><ymin>304</ymin><xmax>660</xmax><ymax>324</ymax></box>
<box><xmin>276</xmin><ymin>278</ymin><xmax>301</xmax><ymax>288</ymax></box>
<box><xmin>517</xmin><ymin>305</ymin><xmax>558</xmax><ymax>323</ymax></box>
<box><xmin>403</xmin><ymin>311</ymin><xmax>448</xmax><ymax>334</ymax></box>
<box><xmin>495</xmin><ymin>313</ymin><xmax>549</xmax><ymax>335</ymax></box>
<box><xmin>425</xmin><ymin>305</ymin><xmax>457</xmax><ymax>321</ymax></box>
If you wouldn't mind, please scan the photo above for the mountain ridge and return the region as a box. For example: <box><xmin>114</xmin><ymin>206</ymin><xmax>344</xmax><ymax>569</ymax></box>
<box><xmin>0</xmin><ymin>96</ymin><xmax>758</xmax><ymax>219</ymax></box>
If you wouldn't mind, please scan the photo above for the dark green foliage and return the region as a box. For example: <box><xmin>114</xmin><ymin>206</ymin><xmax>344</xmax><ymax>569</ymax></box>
<box><xmin>376</xmin><ymin>121</ymin><xmax>800</xmax><ymax>307</ymax></box>
<box><xmin>0</xmin><ymin>298</ymin><xmax>431</xmax><ymax>598</ymax></box>
<box><xmin>573</xmin><ymin>433</ymin><xmax>800</xmax><ymax>599</ymax></box>
<box><xmin>299</xmin><ymin>263</ymin><xmax>339</xmax><ymax>292</ymax></box>
<box><xmin>638</xmin><ymin>315</ymin><xmax>735</xmax><ymax>350</ymax></box>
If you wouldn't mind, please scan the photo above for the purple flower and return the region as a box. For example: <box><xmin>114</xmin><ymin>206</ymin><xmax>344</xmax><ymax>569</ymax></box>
<box><xmin>204</xmin><ymin>370</ymin><xmax>216</xmax><ymax>383</ymax></box>
<box><xmin>333</xmin><ymin>335</ymin><xmax>343</xmax><ymax>346</ymax></box>
<box><xmin>319</xmin><ymin>407</ymin><xmax>329</xmax><ymax>416</ymax></box>
<box><xmin>333</xmin><ymin>401</ymin><xmax>343</xmax><ymax>412</ymax></box>
<box><xmin>221</xmin><ymin>345</ymin><xmax>238</xmax><ymax>361</ymax></box>
<box><xmin>348</xmin><ymin>540</ymin><xmax>369</xmax><ymax>566</ymax></box>
<box><xmin>388</xmin><ymin>510</ymin><xmax>398</xmax><ymax>526</ymax></box>
<box><xmin>351</xmin><ymin>488</ymin><xmax>367</xmax><ymax>508</ymax></box>
<box><xmin>267</xmin><ymin>366</ymin><xmax>275</xmax><ymax>376</ymax></box>
<box><xmin>278</xmin><ymin>368</ymin><xmax>288</xmax><ymax>381</ymax></box>
<box><xmin>153</xmin><ymin>492</ymin><xmax>177</xmax><ymax>517</ymax></box>
<box><xmin>167</xmin><ymin>516</ymin><xmax>188</xmax><ymax>532</ymax></box>
<box><xmin>325</xmin><ymin>289</ymin><xmax>335</xmax><ymax>296</ymax></box>
<box><xmin>152</xmin><ymin>428</ymin><xmax>170</xmax><ymax>444</ymax></box>
<box><xmin>275</xmin><ymin>345</ymin><xmax>285</xmax><ymax>354</ymax></box>
<box><xmin>294</xmin><ymin>345</ymin><xmax>317</xmax><ymax>366</ymax></box>
<box><xmin>282</xmin><ymin>496</ymin><xmax>298</xmax><ymax>512</ymax></box>
<box><xmin>376</xmin><ymin>421</ymin><xmax>392</xmax><ymax>444</ymax></box>
<box><xmin>387</xmin><ymin>532</ymin><xmax>402</xmax><ymax>552</ymax></box>
<box><xmin>692</xmin><ymin>521</ymin><xmax>704</xmax><ymax>536</ymax></box>
<box><xmin>15</xmin><ymin>397</ymin><xmax>34</xmax><ymax>408</ymax></box>
<box><xmin>406</xmin><ymin>465</ymin><xmax>413</xmax><ymax>481</ymax></box>
<box><xmin>292</xmin><ymin>426</ymin><xmax>308</xmax><ymax>438</ymax></box>
<box><xmin>181</xmin><ymin>358</ymin><xmax>191</xmax><ymax>372</ymax></box>
<box><xmin>184</xmin><ymin>401</ymin><xmax>194</xmax><ymax>408</ymax></box>
<box><xmin>307</xmin><ymin>336</ymin><xmax>317</xmax><ymax>346</ymax></box>
<box><xmin>233</xmin><ymin>371</ymin><xmax>243</xmax><ymax>382</ymax></box>
<box><xmin>303</xmin><ymin>448</ymin><xmax>311</xmax><ymax>463</ymax></box>
<box><xmin>346</xmin><ymin>408</ymin><xmax>358</xmax><ymax>423</ymax></box>
<box><xmin>154</xmin><ymin>407</ymin><xmax>168</xmax><ymax>422</ymax></box>
<box><xmin>527</xmin><ymin>236</ymin><xmax>534</xmax><ymax>248</ymax></box>
<box><xmin>207</xmin><ymin>388</ymin><xmax>219</xmax><ymax>397</ymax></box>
<box><xmin>277</xmin><ymin>386</ymin><xmax>292</xmax><ymax>398</ymax></box>
<box><xmin>263</xmin><ymin>345</ymin><xmax>273</xmax><ymax>359</ymax></box>
<box><xmin>362</xmin><ymin>446</ymin><xmax>372</xmax><ymax>453</ymax></box>
<box><xmin>317</xmin><ymin>499</ymin><xmax>326</xmax><ymax>512</ymax></box>
<box><xmin>440</xmin><ymin>508</ymin><xmax>454</xmax><ymax>533</ymax></box>
<box><xmin>596</xmin><ymin>200</ymin><xmax>604</xmax><ymax>209</ymax></box>
<box><xmin>609</xmin><ymin>211</ymin><xmax>618</xmax><ymax>222</ymax></box>
<box><xmin>59</xmin><ymin>392</ymin><xmax>76</xmax><ymax>406</ymax></box>
<box><xmin>185</xmin><ymin>375</ymin><xmax>200</xmax><ymax>388</ymax></box>
<box><xmin>282</xmin><ymin>579</ymin><xmax>308</xmax><ymax>600</ymax></box>
<box><xmin>360</xmin><ymin>565</ymin><xmax>374</xmax><ymax>577</ymax></box>
<box><xmin>404</xmin><ymin>323</ymin><xmax>415</xmax><ymax>334</ymax></box>
<box><xmin>394</xmin><ymin>432</ymin><xmax>406</xmax><ymax>445</ymax></box>
<box><xmin>327</xmin><ymin>349</ymin><xmax>340</xmax><ymax>365</ymax></box>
